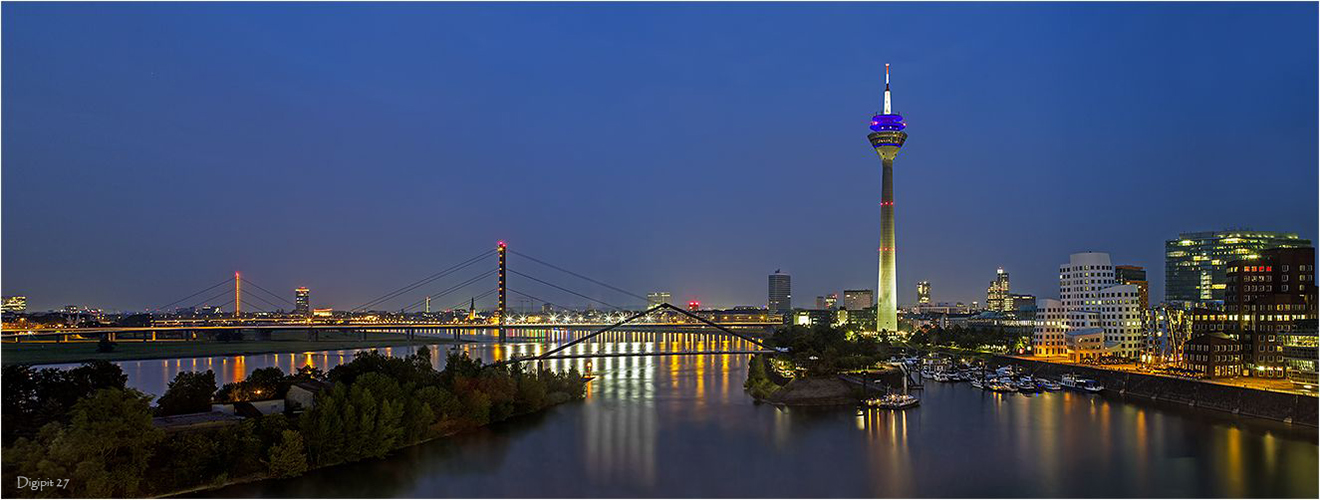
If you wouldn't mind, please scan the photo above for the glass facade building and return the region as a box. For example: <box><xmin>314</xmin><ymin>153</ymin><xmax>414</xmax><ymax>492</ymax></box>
<box><xmin>1164</xmin><ymin>230</ymin><xmax>1310</xmax><ymax>306</ymax></box>
<box><xmin>768</xmin><ymin>272</ymin><xmax>791</xmax><ymax>314</ymax></box>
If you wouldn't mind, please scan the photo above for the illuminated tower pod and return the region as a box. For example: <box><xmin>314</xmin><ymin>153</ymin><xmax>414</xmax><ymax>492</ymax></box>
<box><xmin>867</xmin><ymin>64</ymin><xmax>907</xmax><ymax>334</ymax></box>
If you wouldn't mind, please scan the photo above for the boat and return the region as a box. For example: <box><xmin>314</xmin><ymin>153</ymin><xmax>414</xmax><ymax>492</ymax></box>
<box><xmin>864</xmin><ymin>393</ymin><xmax>921</xmax><ymax>410</ymax></box>
<box><xmin>1038</xmin><ymin>379</ymin><xmax>1062</xmax><ymax>391</ymax></box>
<box><xmin>1060</xmin><ymin>374</ymin><xmax>1081</xmax><ymax>389</ymax></box>
<box><xmin>932</xmin><ymin>371</ymin><xmax>951</xmax><ymax>382</ymax></box>
<box><xmin>1016</xmin><ymin>378</ymin><xmax>1040</xmax><ymax>393</ymax></box>
<box><xmin>970</xmin><ymin>378</ymin><xmax>985</xmax><ymax>390</ymax></box>
<box><xmin>988</xmin><ymin>379</ymin><xmax>1016</xmax><ymax>392</ymax></box>
<box><xmin>1081</xmin><ymin>379</ymin><xmax>1105</xmax><ymax>393</ymax></box>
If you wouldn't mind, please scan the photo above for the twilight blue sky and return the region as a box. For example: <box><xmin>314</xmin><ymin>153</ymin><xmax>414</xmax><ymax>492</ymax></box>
<box><xmin>3</xmin><ymin>2</ymin><xmax>1317</xmax><ymax>312</ymax></box>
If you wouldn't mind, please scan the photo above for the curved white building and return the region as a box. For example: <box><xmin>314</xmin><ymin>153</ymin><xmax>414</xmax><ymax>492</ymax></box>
<box><xmin>1034</xmin><ymin>252</ymin><xmax>1144</xmax><ymax>360</ymax></box>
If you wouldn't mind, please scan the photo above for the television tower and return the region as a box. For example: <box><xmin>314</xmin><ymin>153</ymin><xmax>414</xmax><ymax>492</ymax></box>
<box><xmin>867</xmin><ymin>63</ymin><xmax>907</xmax><ymax>334</ymax></box>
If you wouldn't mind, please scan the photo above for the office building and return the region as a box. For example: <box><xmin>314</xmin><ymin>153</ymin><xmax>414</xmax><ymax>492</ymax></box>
<box><xmin>845</xmin><ymin>307</ymin><xmax>877</xmax><ymax>331</ymax></box>
<box><xmin>792</xmin><ymin>309</ymin><xmax>834</xmax><ymax>328</ymax></box>
<box><xmin>1033</xmin><ymin>252</ymin><xmax>1143</xmax><ymax>360</ymax></box>
<box><xmin>824</xmin><ymin>293</ymin><xmax>838</xmax><ymax>310</ymax></box>
<box><xmin>294</xmin><ymin>287</ymin><xmax>311</xmax><ymax>316</ymax></box>
<box><xmin>1165</xmin><ymin>230</ymin><xmax>1310</xmax><ymax>306</ymax></box>
<box><xmin>843</xmin><ymin>289</ymin><xmax>875</xmax><ymax>311</ymax></box>
<box><xmin>768</xmin><ymin>271</ymin><xmax>791</xmax><ymax>314</ymax></box>
<box><xmin>1282</xmin><ymin>325</ymin><xmax>1317</xmax><ymax>391</ymax></box>
<box><xmin>1223</xmin><ymin>247</ymin><xmax>1317</xmax><ymax>378</ymax></box>
<box><xmin>647</xmin><ymin>292</ymin><xmax>672</xmax><ymax>309</ymax></box>
<box><xmin>2</xmin><ymin>296</ymin><xmax>27</xmax><ymax>314</ymax></box>
<box><xmin>987</xmin><ymin>268</ymin><xmax>1011</xmax><ymax>312</ymax></box>
<box><xmin>1011</xmin><ymin>294</ymin><xmax>1037</xmax><ymax>319</ymax></box>
<box><xmin>1183</xmin><ymin>333</ymin><xmax>1244</xmax><ymax>378</ymax></box>
<box><xmin>1115</xmin><ymin>265</ymin><xmax>1149</xmax><ymax>310</ymax></box>
<box><xmin>867</xmin><ymin>64</ymin><xmax>907</xmax><ymax>334</ymax></box>
<box><xmin>917</xmin><ymin>281</ymin><xmax>931</xmax><ymax>305</ymax></box>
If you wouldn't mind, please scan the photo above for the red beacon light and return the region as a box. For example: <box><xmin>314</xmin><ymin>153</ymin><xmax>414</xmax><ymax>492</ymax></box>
<box><xmin>497</xmin><ymin>240</ymin><xmax>506</xmax><ymax>248</ymax></box>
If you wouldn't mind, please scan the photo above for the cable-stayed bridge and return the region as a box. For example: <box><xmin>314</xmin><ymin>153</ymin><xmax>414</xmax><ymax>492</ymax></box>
<box><xmin>2</xmin><ymin>243</ymin><xmax>782</xmax><ymax>359</ymax></box>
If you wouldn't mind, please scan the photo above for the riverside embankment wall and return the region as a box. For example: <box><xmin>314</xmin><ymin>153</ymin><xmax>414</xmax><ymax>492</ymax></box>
<box><xmin>995</xmin><ymin>356</ymin><xmax>1318</xmax><ymax>427</ymax></box>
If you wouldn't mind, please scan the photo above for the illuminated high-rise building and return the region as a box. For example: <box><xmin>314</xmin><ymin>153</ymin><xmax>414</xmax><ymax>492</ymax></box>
<box><xmin>2</xmin><ymin>296</ymin><xmax>27</xmax><ymax>314</ymax></box>
<box><xmin>768</xmin><ymin>271</ymin><xmax>791</xmax><ymax>314</ymax></box>
<box><xmin>1114</xmin><ymin>265</ymin><xmax>1149</xmax><ymax>310</ymax></box>
<box><xmin>916</xmin><ymin>281</ymin><xmax>931</xmax><ymax>305</ymax></box>
<box><xmin>1165</xmin><ymin>230</ymin><xmax>1310</xmax><ymax>306</ymax></box>
<box><xmin>647</xmin><ymin>292</ymin><xmax>672</xmax><ymax>309</ymax></box>
<box><xmin>824</xmin><ymin>293</ymin><xmax>838</xmax><ymax>310</ymax></box>
<box><xmin>867</xmin><ymin>64</ymin><xmax>907</xmax><ymax>333</ymax></box>
<box><xmin>294</xmin><ymin>287</ymin><xmax>311</xmax><ymax>316</ymax></box>
<box><xmin>1033</xmin><ymin>252</ymin><xmax>1143</xmax><ymax>360</ymax></box>
<box><xmin>987</xmin><ymin>268</ymin><xmax>1011</xmax><ymax>312</ymax></box>
<box><xmin>843</xmin><ymin>289</ymin><xmax>874</xmax><ymax>311</ymax></box>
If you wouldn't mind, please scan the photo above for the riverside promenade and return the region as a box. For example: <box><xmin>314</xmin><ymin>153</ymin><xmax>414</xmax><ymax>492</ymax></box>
<box><xmin>999</xmin><ymin>355</ymin><xmax>1318</xmax><ymax>427</ymax></box>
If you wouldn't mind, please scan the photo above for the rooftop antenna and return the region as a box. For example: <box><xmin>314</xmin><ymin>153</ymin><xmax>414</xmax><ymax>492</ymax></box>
<box><xmin>883</xmin><ymin>63</ymin><xmax>892</xmax><ymax>115</ymax></box>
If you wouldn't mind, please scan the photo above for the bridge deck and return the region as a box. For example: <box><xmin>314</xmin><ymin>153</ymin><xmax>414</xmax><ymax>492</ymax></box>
<box><xmin>516</xmin><ymin>350</ymin><xmax>773</xmax><ymax>361</ymax></box>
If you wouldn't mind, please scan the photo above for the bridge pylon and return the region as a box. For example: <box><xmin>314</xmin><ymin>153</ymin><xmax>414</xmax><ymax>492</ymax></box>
<box><xmin>497</xmin><ymin>241</ymin><xmax>507</xmax><ymax>341</ymax></box>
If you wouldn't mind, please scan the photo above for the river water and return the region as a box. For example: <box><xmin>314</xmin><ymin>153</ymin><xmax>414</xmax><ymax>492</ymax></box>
<box><xmin>61</xmin><ymin>330</ymin><xmax>1317</xmax><ymax>498</ymax></box>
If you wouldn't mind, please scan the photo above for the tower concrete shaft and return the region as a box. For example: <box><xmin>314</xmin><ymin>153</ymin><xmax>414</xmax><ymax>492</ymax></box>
<box><xmin>867</xmin><ymin>63</ymin><xmax>907</xmax><ymax>334</ymax></box>
<box><xmin>877</xmin><ymin>157</ymin><xmax>897</xmax><ymax>333</ymax></box>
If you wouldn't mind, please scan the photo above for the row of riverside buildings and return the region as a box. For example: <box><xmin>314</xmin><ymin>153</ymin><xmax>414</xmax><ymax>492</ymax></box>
<box><xmin>1030</xmin><ymin>230</ymin><xmax>1317</xmax><ymax>392</ymax></box>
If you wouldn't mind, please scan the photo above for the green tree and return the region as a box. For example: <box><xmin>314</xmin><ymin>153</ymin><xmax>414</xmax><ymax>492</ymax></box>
<box><xmin>6</xmin><ymin>388</ymin><xmax>164</xmax><ymax>497</ymax></box>
<box><xmin>299</xmin><ymin>383</ymin><xmax>347</xmax><ymax>466</ymax></box>
<box><xmin>267</xmin><ymin>430</ymin><xmax>308</xmax><ymax>478</ymax></box>
<box><xmin>155</xmin><ymin>370</ymin><xmax>217</xmax><ymax>416</ymax></box>
<box><xmin>2</xmin><ymin>361</ymin><xmax>128</xmax><ymax>445</ymax></box>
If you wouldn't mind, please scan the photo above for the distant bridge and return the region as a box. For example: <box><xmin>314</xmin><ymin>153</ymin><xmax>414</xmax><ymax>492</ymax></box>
<box><xmin>3</xmin><ymin>242</ymin><xmax>783</xmax><ymax>351</ymax></box>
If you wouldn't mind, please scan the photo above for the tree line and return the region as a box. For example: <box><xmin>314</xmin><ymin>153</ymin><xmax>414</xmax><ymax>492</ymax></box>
<box><xmin>1</xmin><ymin>347</ymin><xmax>587</xmax><ymax>497</ymax></box>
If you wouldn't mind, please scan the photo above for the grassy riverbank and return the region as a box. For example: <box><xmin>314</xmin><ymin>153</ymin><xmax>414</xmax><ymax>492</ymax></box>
<box><xmin>0</xmin><ymin>331</ymin><xmax>455</xmax><ymax>366</ymax></box>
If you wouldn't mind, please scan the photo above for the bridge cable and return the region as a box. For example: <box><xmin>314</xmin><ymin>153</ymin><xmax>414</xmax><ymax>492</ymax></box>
<box><xmin>239</xmin><ymin>299</ymin><xmax>270</xmax><ymax>313</ymax></box>
<box><xmin>240</xmin><ymin>278</ymin><xmax>297</xmax><ymax>306</ymax></box>
<box><xmin>240</xmin><ymin>290</ymin><xmax>285</xmax><ymax>311</ymax></box>
<box><xmin>445</xmin><ymin>288</ymin><xmax>498</xmax><ymax>312</ymax></box>
<box><xmin>184</xmin><ymin>289</ymin><xmax>236</xmax><ymax>311</ymax></box>
<box><xmin>152</xmin><ymin>278</ymin><xmax>231</xmax><ymax>312</ymax></box>
<box><xmin>506</xmin><ymin>288</ymin><xmax>552</xmax><ymax>309</ymax></box>
<box><xmin>507</xmin><ymin>270</ymin><xmax>620</xmax><ymax>309</ymax></box>
<box><xmin>525</xmin><ymin>303</ymin><xmax>771</xmax><ymax>363</ymax></box>
<box><xmin>399</xmin><ymin>270</ymin><xmax>498</xmax><ymax>312</ymax></box>
<box><xmin>354</xmin><ymin>249</ymin><xmax>494</xmax><ymax>311</ymax></box>
<box><xmin>353</xmin><ymin>249</ymin><xmax>495</xmax><ymax>311</ymax></box>
<box><xmin>509</xmin><ymin>250</ymin><xmax>648</xmax><ymax>302</ymax></box>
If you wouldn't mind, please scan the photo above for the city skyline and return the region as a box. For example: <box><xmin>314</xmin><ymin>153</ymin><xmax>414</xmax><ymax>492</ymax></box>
<box><xmin>3</xmin><ymin>3</ymin><xmax>1317</xmax><ymax>311</ymax></box>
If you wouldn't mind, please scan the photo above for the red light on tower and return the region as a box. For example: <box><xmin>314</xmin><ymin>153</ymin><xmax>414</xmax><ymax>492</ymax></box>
<box><xmin>687</xmin><ymin>300</ymin><xmax>700</xmax><ymax>312</ymax></box>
